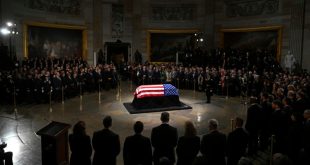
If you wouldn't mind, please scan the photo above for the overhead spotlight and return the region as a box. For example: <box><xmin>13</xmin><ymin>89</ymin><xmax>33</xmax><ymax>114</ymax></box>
<box><xmin>12</xmin><ymin>31</ymin><xmax>15</xmax><ymax>34</ymax></box>
<box><xmin>1</xmin><ymin>28</ymin><xmax>10</xmax><ymax>35</ymax></box>
<box><xmin>196</xmin><ymin>39</ymin><xmax>199</xmax><ymax>42</ymax></box>
<box><xmin>6</xmin><ymin>22</ymin><xmax>13</xmax><ymax>27</ymax></box>
<box><xmin>16</xmin><ymin>32</ymin><xmax>19</xmax><ymax>35</ymax></box>
<box><xmin>194</xmin><ymin>33</ymin><xmax>197</xmax><ymax>36</ymax></box>
<box><xmin>200</xmin><ymin>38</ymin><xmax>204</xmax><ymax>42</ymax></box>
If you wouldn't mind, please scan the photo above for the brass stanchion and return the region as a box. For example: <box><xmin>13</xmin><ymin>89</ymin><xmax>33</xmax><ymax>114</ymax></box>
<box><xmin>79</xmin><ymin>82</ymin><xmax>83</xmax><ymax>111</ymax></box>
<box><xmin>49</xmin><ymin>86</ymin><xmax>52</xmax><ymax>112</ymax></box>
<box><xmin>116</xmin><ymin>81</ymin><xmax>120</xmax><ymax>101</ymax></box>
<box><xmin>79</xmin><ymin>82</ymin><xmax>83</xmax><ymax>100</ymax></box>
<box><xmin>98</xmin><ymin>80</ymin><xmax>101</xmax><ymax>104</ymax></box>
<box><xmin>270</xmin><ymin>135</ymin><xmax>275</xmax><ymax>165</ymax></box>
<box><xmin>130</xmin><ymin>77</ymin><xmax>133</xmax><ymax>91</ymax></box>
<box><xmin>13</xmin><ymin>84</ymin><xmax>18</xmax><ymax>119</ymax></box>
<box><xmin>61</xmin><ymin>86</ymin><xmax>64</xmax><ymax>104</ymax></box>
<box><xmin>119</xmin><ymin>81</ymin><xmax>121</xmax><ymax>102</ymax></box>
<box><xmin>226</xmin><ymin>82</ymin><xmax>229</xmax><ymax>99</ymax></box>
<box><xmin>193</xmin><ymin>80</ymin><xmax>196</xmax><ymax>98</ymax></box>
<box><xmin>231</xmin><ymin>118</ymin><xmax>234</xmax><ymax>132</ymax></box>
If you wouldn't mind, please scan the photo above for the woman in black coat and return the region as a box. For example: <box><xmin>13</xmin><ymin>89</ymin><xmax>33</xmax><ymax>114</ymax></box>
<box><xmin>176</xmin><ymin>121</ymin><xmax>200</xmax><ymax>165</ymax></box>
<box><xmin>69</xmin><ymin>121</ymin><xmax>92</xmax><ymax>165</ymax></box>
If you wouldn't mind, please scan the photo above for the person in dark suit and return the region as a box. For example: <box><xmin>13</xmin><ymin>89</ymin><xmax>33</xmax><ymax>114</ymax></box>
<box><xmin>176</xmin><ymin>121</ymin><xmax>200</xmax><ymax>165</ymax></box>
<box><xmin>69</xmin><ymin>121</ymin><xmax>92</xmax><ymax>165</ymax></box>
<box><xmin>245</xmin><ymin>97</ymin><xmax>262</xmax><ymax>155</ymax></box>
<box><xmin>205</xmin><ymin>76</ymin><xmax>214</xmax><ymax>103</ymax></box>
<box><xmin>151</xmin><ymin>112</ymin><xmax>178</xmax><ymax>165</ymax></box>
<box><xmin>300</xmin><ymin>109</ymin><xmax>310</xmax><ymax>165</ymax></box>
<box><xmin>271</xmin><ymin>100</ymin><xmax>290</xmax><ymax>154</ymax></box>
<box><xmin>227</xmin><ymin>117</ymin><xmax>249</xmax><ymax>165</ymax></box>
<box><xmin>259</xmin><ymin>93</ymin><xmax>273</xmax><ymax>150</ymax></box>
<box><xmin>123</xmin><ymin>121</ymin><xmax>152</xmax><ymax>165</ymax></box>
<box><xmin>287</xmin><ymin>112</ymin><xmax>303</xmax><ymax>163</ymax></box>
<box><xmin>92</xmin><ymin>116</ymin><xmax>120</xmax><ymax>165</ymax></box>
<box><xmin>200</xmin><ymin>119</ymin><xmax>227</xmax><ymax>165</ymax></box>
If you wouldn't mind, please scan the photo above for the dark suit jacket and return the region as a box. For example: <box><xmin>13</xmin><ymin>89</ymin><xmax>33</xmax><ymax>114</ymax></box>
<box><xmin>271</xmin><ymin>109</ymin><xmax>290</xmax><ymax>137</ymax></box>
<box><xmin>201</xmin><ymin>130</ymin><xmax>227</xmax><ymax>165</ymax></box>
<box><xmin>227</xmin><ymin>128</ymin><xmax>249</xmax><ymax>165</ymax></box>
<box><xmin>303</xmin><ymin>120</ymin><xmax>310</xmax><ymax>153</ymax></box>
<box><xmin>260</xmin><ymin>101</ymin><xmax>273</xmax><ymax>131</ymax></box>
<box><xmin>176</xmin><ymin>135</ymin><xmax>200</xmax><ymax>165</ymax></box>
<box><xmin>151</xmin><ymin>123</ymin><xmax>178</xmax><ymax>164</ymax></box>
<box><xmin>123</xmin><ymin>134</ymin><xmax>152</xmax><ymax>165</ymax></box>
<box><xmin>92</xmin><ymin>129</ymin><xmax>120</xmax><ymax>165</ymax></box>
<box><xmin>245</xmin><ymin>103</ymin><xmax>262</xmax><ymax>133</ymax></box>
<box><xmin>69</xmin><ymin>134</ymin><xmax>92</xmax><ymax>165</ymax></box>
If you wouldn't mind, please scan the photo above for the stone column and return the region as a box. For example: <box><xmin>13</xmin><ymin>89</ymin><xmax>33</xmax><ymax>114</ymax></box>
<box><xmin>302</xmin><ymin>0</ymin><xmax>310</xmax><ymax>71</ymax></box>
<box><xmin>204</xmin><ymin>0</ymin><xmax>215</xmax><ymax>49</ymax></box>
<box><xmin>289</xmin><ymin>0</ymin><xmax>305</xmax><ymax>66</ymax></box>
<box><xmin>93</xmin><ymin>0</ymin><xmax>104</xmax><ymax>57</ymax></box>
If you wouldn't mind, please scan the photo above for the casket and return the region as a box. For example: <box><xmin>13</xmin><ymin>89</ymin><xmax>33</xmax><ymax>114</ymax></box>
<box><xmin>132</xmin><ymin>84</ymin><xmax>180</xmax><ymax>109</ymax></box>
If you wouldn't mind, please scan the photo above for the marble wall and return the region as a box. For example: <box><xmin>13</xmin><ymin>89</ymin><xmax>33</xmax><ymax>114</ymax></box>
<box><xmin>0</xmin><ymin>0</ymin><xmax>94</xmax><ymax>64</ymax></box>
<box><xmin>101</xmin><ymin>0</ymin><xmax>207</xmax><ymax>63</ymax></box>
<box><xmin>213</xmin><ymin>0</ymin><xmax>309</xmax><ymax>69</ymax></box>
<box><xmin>1</xmin><ymin>0</ymin><xmax>309</xmax><ymax>69</ymax></box>
<box><xmin>303</xmin><ymin>1</ymin><xmax>310</xmax><ymax>71</ymax></box>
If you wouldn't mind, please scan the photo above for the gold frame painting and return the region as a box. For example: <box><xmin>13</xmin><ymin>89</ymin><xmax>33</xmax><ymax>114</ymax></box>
<box><xmin>220</xmin><ymin>26</ymin><xmax>283</xmax><ymax>62</ymax></box>
<box><xmin>23</xmin><ymin>21</ymin><xmax>88</xmax><ymax>60</ymax></box>
<box><xmin>146</xmin><ymin>29</ymin><xmax>198</xmax><ymax>63</ymax></box>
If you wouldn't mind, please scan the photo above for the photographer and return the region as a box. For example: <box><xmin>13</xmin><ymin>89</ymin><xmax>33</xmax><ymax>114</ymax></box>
<box><xmin>0</xmin><ymin>141</ymin><xmax>13</xmax><ymax>165</ymax></box>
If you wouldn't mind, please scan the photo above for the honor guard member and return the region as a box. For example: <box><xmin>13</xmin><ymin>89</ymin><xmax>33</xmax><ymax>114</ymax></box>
<box><xmin>147</xmin><ymin>66</ymin><xmax>153</xmax><ymax>84</ymax></box>
<box><xmin>205</xmin><ymin>75</ymin><xmax>214</xmax><ymax>103</ymax></box>
<box><xmin>141</xmin><ymin>66</ymin><xmax>148</xmax><ymax>85</ymax></box>
<box><xmin>52</xmin><ymin>71</ymin><xmax>62</xmax><ymax>101</ymax></box>
<box><xmin>153</xmin><ymin>67</ymin><xmax>161</xmax><ymax>84</ymax></box>
<box><xmin>197</xmin><ymin>71</ymin><xmax>204</xmax><ymax>91</ymax></box>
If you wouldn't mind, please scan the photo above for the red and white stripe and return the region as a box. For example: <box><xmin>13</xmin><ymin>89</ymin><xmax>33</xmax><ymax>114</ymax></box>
<box><xmin>134</xmin><ymin>84</ymin><xmax>164</xmax><ymax>98</ymax></box>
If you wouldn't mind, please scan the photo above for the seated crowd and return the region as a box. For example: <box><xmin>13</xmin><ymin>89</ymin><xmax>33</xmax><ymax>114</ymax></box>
<box><xmin>69</xmin><ymin>110</ymin><xmax>310</xmax><ymax>165</ymax></box>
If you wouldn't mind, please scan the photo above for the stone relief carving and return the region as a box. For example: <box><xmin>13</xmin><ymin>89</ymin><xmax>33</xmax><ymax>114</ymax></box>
<box><xmin>112</xmin><ymin>4</ymin><xmax>124</xmax><ymax>38</ymax></box>
<box><xmin>224</xmin><ymin>0</ymin><xmax>279</xmax><ymax>17</ymax></box>
<box><xmin>151</xmin><ymin>4</ymin><xmax>196</xmax><ymax>21</ymax></box>
<box><xmin>26</xmin><ymin>0</ymin><xmax>81</xmax><ymax>15</ymax></box>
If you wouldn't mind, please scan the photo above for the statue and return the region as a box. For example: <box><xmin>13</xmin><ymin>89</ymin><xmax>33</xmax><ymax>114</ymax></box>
<box><xmin>284</xmin><ymin>50</ymin><xmax>296</xmax><ymax>73</ymax></box>
<box><xmin>134</xmin><ymin>50</ymin><xmax>142</xmax><ymax>64</ymax></box>
<box><xmin>97</xmin><ymin>49</ymin><xmax>105</xmax><ymax>65</ymax></box>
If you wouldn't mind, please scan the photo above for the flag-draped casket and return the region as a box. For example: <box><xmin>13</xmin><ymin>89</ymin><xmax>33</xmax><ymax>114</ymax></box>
<box><xmin>132</xmin><ymin>84</ymin><xmax>180</xmax><ymax>109</ymax></box>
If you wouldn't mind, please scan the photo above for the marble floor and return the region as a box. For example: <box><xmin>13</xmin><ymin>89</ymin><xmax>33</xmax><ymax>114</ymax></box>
<box><xmin>0</xmin><ymin>81</ymin><xmax>250</xmax><ymax>165</ymax></box>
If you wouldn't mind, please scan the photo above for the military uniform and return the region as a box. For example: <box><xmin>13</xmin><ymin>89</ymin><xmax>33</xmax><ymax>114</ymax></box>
<box><xmin>205</xmin><ymin>78</ymin><xmax>214</xmax><ymax>103</ymax></box>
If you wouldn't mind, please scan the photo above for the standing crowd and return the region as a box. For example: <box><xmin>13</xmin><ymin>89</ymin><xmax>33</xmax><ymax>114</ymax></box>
<box><xmin>69</xmin><ymin>109</ymin><xmax>310</xmax><ymax>165</ymax></box>
<box><xmin>1</xmin><ymin>48</ymin><xmax>310</xmax><ymax>164</ymax></box>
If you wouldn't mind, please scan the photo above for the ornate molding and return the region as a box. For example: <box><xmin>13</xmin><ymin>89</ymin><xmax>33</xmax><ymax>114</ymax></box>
<box><xmin>112</xmin><ymin>4</ymin><xmax>124</xmax><ymax>38</ymax></box>
<box><xmin>26</xmin><ymin>0</ymin><xmax>81</xmax><ymax>15</ymax></box>
<box><xmin>150</xmin><ymin>4</ymin><xmax>196</xmax><ymax>21</ymax></box>
<box><xmin>224</xmin><ymin>0</ymin><xmax>279</xmax><ymax>17</ymax></box>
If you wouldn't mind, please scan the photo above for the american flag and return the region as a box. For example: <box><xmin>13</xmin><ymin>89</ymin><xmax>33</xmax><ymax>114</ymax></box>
<box><xmin>134</xmin><ymin>84</ymin><xmax>179</xmax><ymax>99</ymax></box>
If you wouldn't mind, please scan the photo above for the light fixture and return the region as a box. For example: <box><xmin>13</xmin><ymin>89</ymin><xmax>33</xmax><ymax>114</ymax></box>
<box><xmin>1</xmin><ymin>28</ymin><xmax>10</xmax><ymax>35</ymax></box>
<box><xmin>200</xmin><ymin>38</ymin><xmax>204</xmax><ymax>42</ymax></box>
<box><xmin>6</xmin><ymin>22</ymin><xmax>13</xmax><ymax>27</ymax></box>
